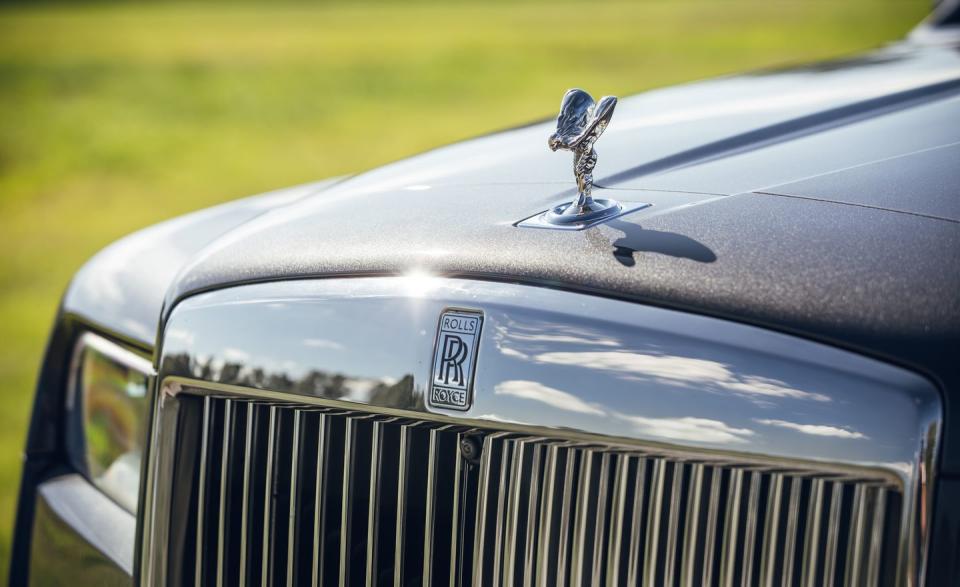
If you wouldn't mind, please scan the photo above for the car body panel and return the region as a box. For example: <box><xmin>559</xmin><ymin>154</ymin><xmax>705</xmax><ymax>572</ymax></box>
<box><xmin>61</xmin><ymin>179</ymin><xmax>340</xmax><ymax>347</ymax></box>
<box><xmin>57</xmin><ymin>39</ymin><xmax>960</xmax><ymax>473</ymax></box>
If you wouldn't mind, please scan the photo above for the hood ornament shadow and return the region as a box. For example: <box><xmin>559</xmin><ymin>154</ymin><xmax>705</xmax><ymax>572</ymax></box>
<box><xmin>518</xmin><ymin>88</ymin><xmax>650</xmax><ymax>231</ymax></box>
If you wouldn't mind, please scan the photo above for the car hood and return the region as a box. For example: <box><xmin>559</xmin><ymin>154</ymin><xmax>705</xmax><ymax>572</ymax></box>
<box><xmin>66</xmin><ymin>39</ymin><xmax>959</xmax><ymax>413</ymax></box>
<box><xmin>320</xmin><ymin>42</ymin><xmax>960</xmax><ymax>204</ymax></box>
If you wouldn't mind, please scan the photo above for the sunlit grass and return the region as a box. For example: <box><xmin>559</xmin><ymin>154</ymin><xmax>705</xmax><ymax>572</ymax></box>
<box><xmin>0</xmin><ymin>0</ymin><xmax>928</xmax><ymax>574</ymax></box>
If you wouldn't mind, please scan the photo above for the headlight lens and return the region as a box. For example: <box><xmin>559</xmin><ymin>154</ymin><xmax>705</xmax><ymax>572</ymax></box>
<box><xmin>69</xmin><ymin>332</ymin><xmax>152</xmax><ymax>512</ymax></box>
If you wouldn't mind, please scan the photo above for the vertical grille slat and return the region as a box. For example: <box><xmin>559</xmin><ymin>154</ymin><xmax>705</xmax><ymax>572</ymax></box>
<box><xmin>556</xmin><ymin>446</ymin><xmax>579</xmax><ymax>585</ymax></box>
<box><xmin>167</xmin><ymin>394</ymin><xmax>905</xmax><ymax>586</ymax></box>
<box><xmin>626</xmin><ymin>457</ymin><xmax>649</xmax><ymax>586</ymax></box>
<box><xmin>521</xmin><ymin>443</ymin><xmax>544</xmax><ymax>587</ymax></box>
<box><xmin>535</xmin><ymin>443</ymin><xmax>566</xmax><ymax>586</ymax></box>
<box><xmin>392</xmin><ymin>423</ymin><xmax>412</xmax><ymax>587</ymax></box>
<box><xmin>643</xmin><ymin>458</ymin><xmax>667</xmax><ymax>586</ymax></box>
<box><xmin>288</xmin><ymin>410</ymin><xmax>321</xmax><ymax>586</ymax></box>
<box><xmin>238</xmin><ymin>405</ymin><xmax>254</xmax><ymax>587</ymax></box>
<box><xmin>822</xmin><ymin>481</ymin><xmax>845</xmax><ymax>586</ymax></box>
<box><xmin>781</xmin><ymin>476</ymin><xmax>803</xmax><ymax>587</ymax></box>
<box><xmin>214</xmin><ymin>399</ymin><xmax>233</xmax><ymax>587</ymax></box>
<box><xmin>741</xmin><ymin>470</ymin><xmax>764</xmax><ymax>586</ymax></box>
<box><xmin>590</xmin><ymin>452</ymin><xmax>613</xmax><ymax>587</ymax></box>
<box><xmin>193</xmin><ymin>396</ymin><xmax>213</xmax><ymax>587</ymax></box>
<box><xmin>259</xmin><ymin>406</ymin><xmax>278</xmax><ymax>585</ymax></box>
<box><xmin>662</xmin><ymin>461</ymin><xmax>686</xmax><ymax>585</ymax></box>
<box><xmin>679</xmin><ymin>462</ymin><xmax>705</xmax><ymax>587</ymax></box>
<box><xmin>844</xmin><ymin>484</ymin><xmax>869</xmax><ymax>586</ymax></box>
<box><xmin>802</xmin><ymin>478</ymin><xmax>827</xmax><ymax>587</ymax></box>
<box><xmin>721</xmin><ymin>467</ymin><xmax>746</xmax><ymax>586</ymax></box>
<box><xmin>605</xmin><ymin>453</ymin><xmax>630</xmax><ymax>585</ymax></box>
<box><xmin>866</xmin><ymin>487</ymin><xmax>888</xmax><ymax>586</ymax></box>
<box><xmin>759</xmin><ymin>473</ymin><xmax>785</xmax><ymax>587</ymax></box>
<box><xmin>701</xmin><ymin>466</ymin><xmax>723</xmax><ymax>586</ymax></box>
<box><xmin>218</xmin><ymin>400</ymin><xmax>247</xmax><ymax>587</ymax></box>
<box><xmin>364</xmin><ymin>420</ymin><xmax>384</xmax><ymax>587</ymax></box>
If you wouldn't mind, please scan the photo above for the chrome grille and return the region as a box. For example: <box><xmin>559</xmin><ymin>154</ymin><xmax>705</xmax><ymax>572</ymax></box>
<box><xmin>165</xmin><ymin>394</ymin><xmax>902</xmax><ymax>586</ymax></box>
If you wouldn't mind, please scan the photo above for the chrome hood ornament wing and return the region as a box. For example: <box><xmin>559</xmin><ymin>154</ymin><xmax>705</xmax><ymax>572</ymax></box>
<box><xmin>543</xmin><ymin>89</ymin><xmax>631</xmax><ymax>227</ymax></box>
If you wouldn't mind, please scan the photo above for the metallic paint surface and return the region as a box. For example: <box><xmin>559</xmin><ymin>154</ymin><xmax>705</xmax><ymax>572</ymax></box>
<box><xmin>62</xmin><ymin>179</ymin><xmax>341</xmax><ymax>346</ymax></box>
<box><xmin>59</xmin><ymin>43</ymin><xmax>960</xmax><ymax>352</ymax></box>
<box><xmin>154</xmin><ymin>276</ymin><xmax>942</xmax><ymax>584</ymax></box>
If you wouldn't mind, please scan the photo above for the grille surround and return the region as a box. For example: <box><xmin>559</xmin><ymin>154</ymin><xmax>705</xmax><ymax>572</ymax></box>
<box><xmin>142</xmin><ymin>276</ymin><xmax>942</xmax><ymax>586</ymax></box>
<box><xmin>147</xmin><ymin>386</ymin><xmax>904</xmax><ymax>586</ymax></box>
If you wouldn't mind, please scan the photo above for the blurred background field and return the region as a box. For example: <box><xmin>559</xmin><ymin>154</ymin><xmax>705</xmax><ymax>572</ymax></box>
<box><xmin>0</xmin><ymin>0</ymin><xmax>929</xmax><ymax>575</ymax></box>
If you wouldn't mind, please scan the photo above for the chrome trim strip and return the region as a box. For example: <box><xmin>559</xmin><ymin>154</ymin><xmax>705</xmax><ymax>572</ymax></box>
<box><xmin>37</xmin><ymin>474</ymin><xmax>136</xmax><ymax>576</ymax></box>
<box><xmin>536</xmin><ymin>443</ymin><xmax>561</xmax><ymax>585</ymax></box>
<box><xmin>527</xmin><ymin>442</ymin><xmax>545</xmax><ymax>587</ymax></box>
<box><xmin>365</xmin><ymin>420</ymin><xmax>383</xmax><ymax>587</ymax></box>
<box><xmin>823</xmin><ymin>481</ymin><xmax>844</xmax><ymax>585</ymax></box>
<box><xmin>782</xmin><ymin>476</ymin><xmax>802</xmax><ymax>587</ymax></box>
<box><xmin>421</xmin><ymin>427</ymin><xmax>440</xmax><ymax>586</ymax></box>
<box><xmin>557</xmin><ymin>447</ymin><xmax>577</xmax><ymax>585</ymax></box>
<box><xmin>215</xmin><ymin>399</ymin><xmax>233</xmax><ymax>587</ymax></box>
<box><xmin>625</xmin><ymin>457</ymin><xmax>647</xmax><ymax>586</ymax></box>
<box><xmin>663</xmin><ymin>461</ymin><xmax>684</xmax><ymax>584</ymax></box>
<box><xmin>312</xmin><ymin>413</ymin><xmax>328</xmax><ymax>586</ymax></box>
<box><xmin>260</xmin><ymin>406</ymin><xmax>277</xmax><ymax>586</ymax></box>
<box><xmin>570</xmin><ymin>448</ymin><xmax>595</xmax><ymax>584</ymax></box>
<box><xmin>720</xmin><ymin>467</ymin><xmax>744</xmax><ymax>586</ymax></box>
<box><xmin>239</xmin><ymin>404</ymin><xmax>255</xmax><ymax>587</ymax></box>
<box><xmin>590</xmin><ymin>452</ymin><xmax>611</xmax><ymax>587</ymax></box>
<box><xmin>867</xmin><ymin>488</ymin><xmax>888</xmax><ymax>585</ymax></box>
<box><xmin>286</xmin><ymin>409</ymin><xmax>303</xmax><ymax>587</ymax></box>
<box><xmin>194</xmin><ymin>396</ymin><xmax>212</xmax><ymax>586</ymax></box>
<box><xmin>679</xmin><ymin>463</ymin><xmax>705</xmax><ymax>587</ymax></box>
<box><xmin>741</xmin><ymin>470</ymin><xmax>762</xmax><ymax>585</ymax></box>
<box><xmin>643</xmin><ymin>458</ymin><xmax>667</xmax><ymax>586</ymax></box>
<box><xmin>491</xmin><ymin>437</ymin><xmax>512</xmax><ymax>587</ymax></box>
<box><xmin>449</xmin><ymin>433</ymin><xmax>465</xmax><ymax>587</ymax></box>
<box><xmin>801</xmin><ymin>478</ymin><xmax>826</xmax><ymax>587</ymax></box>
<box><xmin>701</xmin><ymin>466</ymin><xmax>722</xmax><ymax>587</ymax></box>
<box><xmin>845</xmin><ymin>484</ymin><xmax>868</xmax><ymax>585</ymax></box>
<box><xmin>66</xmin><ymin>331</ymin><xmax>153</xmax><ymax>412</ymax></box>
<box><xmin>338</xmin><ymin>417</ymin><xmax>355</xmax><ymax>585</ymax></box>
<box><xmin>759</xmin><ymin>473</ymin><xmax>784</xmax><ymax>587</ymax></box>
<box><xmin>392</xmin><ymin>423</ymin><xmax>411</xmax><ymax>587</ymax></box>
<box><xmin>606</xmin><ymin>454</ymin><xmax>629</xmax><ymax>584</ymax></box>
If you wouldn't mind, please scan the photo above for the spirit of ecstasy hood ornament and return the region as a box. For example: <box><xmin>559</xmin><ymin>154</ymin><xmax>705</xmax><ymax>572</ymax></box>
<box><xmin>546</xmin><ymin>88</ymin><xmax>621</xmax><ymax>225</ymax></box>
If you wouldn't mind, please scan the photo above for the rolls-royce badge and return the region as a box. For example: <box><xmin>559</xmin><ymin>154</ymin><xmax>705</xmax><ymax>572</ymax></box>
<box><xmin>429</xmin><ymin>309</ymin><xmax>483</xmax><ymax>411</ymax></box>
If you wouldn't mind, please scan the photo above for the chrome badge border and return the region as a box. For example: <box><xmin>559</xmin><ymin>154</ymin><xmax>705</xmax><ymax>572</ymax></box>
<box><xmin>427</xmin><ymin>308</ymin><xmax>484</xmax><ymax>411</ymax></box>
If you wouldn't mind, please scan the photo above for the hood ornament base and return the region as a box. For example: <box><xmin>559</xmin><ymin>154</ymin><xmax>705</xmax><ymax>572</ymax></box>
<box><xmin>544</xmin><ymin>197</ymin><xmax>622</xmax><ymax>225</ymax></box>
<box><xmin>518</xmin><ymin>88</ymin><xmax>651</xmax><ymax>231</ymax></box>
<box><xmin>516</xmin><ymin>200</ymin><xmax>650</xmax><ymax>231</ymax></box>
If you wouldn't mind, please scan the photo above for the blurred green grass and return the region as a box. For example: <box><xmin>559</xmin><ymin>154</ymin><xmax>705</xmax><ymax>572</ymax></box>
<box><xmin>0</xmin><ymin>0</ymin><xmax>928</xmax><ymax>576</ymax></box>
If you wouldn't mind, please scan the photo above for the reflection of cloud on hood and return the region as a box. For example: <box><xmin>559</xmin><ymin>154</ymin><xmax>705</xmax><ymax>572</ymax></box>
<box><xmin>495</xmin><ymin>380</ymin><xmax>604</xmax><ymax>415</ymax></box>
<box><xmin>617</xmin><ymin>414</ymin><xmax>754</xmax><ymax>444</ymax></box>
<box><xmin>534</xmin><ymin>352</ymin><xmax>829</xmax><ymax>402</ymax></box>
<box><xmin>302</xmin><ymin>338</ymin><xmax>344</xmax><ymax>351</ymax></box>
<box><xmin>755</xmin><ymin>418</ymin><xmax>867</xmax><ymax>439</ymax></box>
<box><xmin>503</xmin><ymin>332</ymin><xmax>619</xmax><ymax>347</ymax></box>
<box><xmin>723</xmin><ymin>376</ymin><xmax>829</xmax><ymax>402</ymax></box>
<box><xmin>223</xmin><ymin>347</ymin><xmax>250</xmax><ymax>362</ymax></box>
<box><xmin>492</xmin><ymin>322</ymin><xmax>622</xmax><ymax>361</ymax></box>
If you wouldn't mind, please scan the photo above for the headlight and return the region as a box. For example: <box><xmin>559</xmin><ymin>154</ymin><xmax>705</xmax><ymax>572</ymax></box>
<box><xmin>67</xmin><ymin>332</ymin><xmax>153</xmax><ymax>512</ymax></box>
